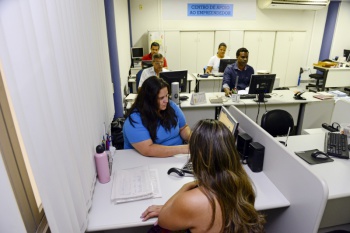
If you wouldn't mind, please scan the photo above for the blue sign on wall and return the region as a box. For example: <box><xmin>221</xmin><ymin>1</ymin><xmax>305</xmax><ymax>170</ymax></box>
<box><xmin>187</xmin><ymin>3</ymin><xmax>233</xmax><ymax>17</ymax></box>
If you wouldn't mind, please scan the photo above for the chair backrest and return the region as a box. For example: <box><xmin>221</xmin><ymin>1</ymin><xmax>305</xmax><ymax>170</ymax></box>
<box><xmin>261</xmin><ymin>109</ymin><xmax>294</xmax><ymax>137</ymax></box>
<box><xmin>136</xmin><ymin>69</ymin><xmax>143</xmax><ymax>89</ymax></box>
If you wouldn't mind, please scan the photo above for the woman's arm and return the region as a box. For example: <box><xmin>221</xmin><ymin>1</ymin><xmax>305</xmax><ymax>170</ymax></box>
<box><xmin>206</xmin><ymin>66</ymin><xmax>213</xmax><ymax>74</ymax></box>
<box><xmin>141</xmin><ymin>181</ymin><xmax>197</xmax><ymax>222</ymax></box>
<box><xmin>157</xmin><ymin>181</ymin><xmax>200</xmax><ymax>230</ymax></box>
<box><xmin>180</xmin><ymin>124</ymin><xmax>191</xmax><ymax>142</ymax></box>
<box><xmin>132</xmin><ymin>139</ymin><xmax>189</xmax><ymax>157</ymax></box>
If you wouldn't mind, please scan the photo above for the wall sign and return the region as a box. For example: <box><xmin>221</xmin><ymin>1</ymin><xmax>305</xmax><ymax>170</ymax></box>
<box><xmin>187</xmin><ymin>4</ymin><xmax>233</xmax><ymax>17</ymax></box>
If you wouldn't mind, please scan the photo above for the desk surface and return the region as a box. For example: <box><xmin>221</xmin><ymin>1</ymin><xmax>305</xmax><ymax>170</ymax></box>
<box><xmin>193</xmin><ymin>73</ymin><xmax>223</xmax><ymax>81</ymax></box>
<box><xmin>280</xmin><ymin>133</ymin><xmax>350</xmax><ymax>199</ymax></box>
<box><xmin>87</xmin><ymin>149</ymin><xmax>289</xmax><ymax>232</ymax></box>
<box><xmin>126</xmin><ymin>90</ymin><xmax>324</xmax><ymax>106</ymax></box>
<box><xmin>178</xmin><ymin>90</ymin><xmax>320</xmax><ymax>108</ymax></box>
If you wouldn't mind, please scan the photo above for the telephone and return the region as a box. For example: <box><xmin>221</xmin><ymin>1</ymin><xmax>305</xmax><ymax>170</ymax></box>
<box><xmin>294</xmin><ymin>91</ymin><xmax>306</xmax><ymax>100</ymax></box>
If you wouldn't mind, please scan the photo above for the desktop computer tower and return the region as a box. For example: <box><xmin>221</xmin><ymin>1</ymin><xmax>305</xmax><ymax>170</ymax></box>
<box><xmin>171</xmin><ymin>82</ymin><xmax>180</xmax><ymax>105</ymax></box>
<box><xmin>247</xmin><ymin>142</ymin><xmax>265</xmax><ymax>172</ymax></box>
<box><xmin>237</xmin><ymin>133</ymin><xmax>252</xmax><ymax>162</ymax></box>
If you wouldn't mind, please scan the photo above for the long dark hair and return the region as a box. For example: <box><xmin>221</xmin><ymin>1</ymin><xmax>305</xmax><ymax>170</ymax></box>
<box><xmin>189</xmin><ymin>119</ymin><xmax>265</xmax><ymax>233</ymax></box>
<box><xmin>126</xmin><ymin>76</ymin><xmax>177</xmax><ymax>141</ymax></box>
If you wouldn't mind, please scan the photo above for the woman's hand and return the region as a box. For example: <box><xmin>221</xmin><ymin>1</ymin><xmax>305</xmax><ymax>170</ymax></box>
<box><xmin>141</xmin><ymin>205</ymin><xmax>163</xmax><ymax>222</ymax></box>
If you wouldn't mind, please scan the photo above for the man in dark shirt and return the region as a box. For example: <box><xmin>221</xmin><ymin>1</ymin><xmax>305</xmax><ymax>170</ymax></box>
<box><xmin>222</xmin><ymin>47</ymin><xmax>254</xmax><ymax>96</ymax></box>
<box><xmin>142</xmin><ymin>42</ymin><xmax>168</xmax><ymax>69</ymax></box>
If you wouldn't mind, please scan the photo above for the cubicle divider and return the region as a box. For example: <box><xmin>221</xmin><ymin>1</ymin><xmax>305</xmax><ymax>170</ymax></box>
<box><xmin>330</xmin><ymin>99</ymin><xmax>350</xmax><ymax>124</ymax></box>
<box><xmin>228</xmin><ymin>105</ymin><xmax>328</xmax><ymax>233</ymax></box>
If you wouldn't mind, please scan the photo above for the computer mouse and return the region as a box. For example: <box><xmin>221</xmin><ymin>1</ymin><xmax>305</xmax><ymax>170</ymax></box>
<box><xmin>167</xmin><ymin>167</ymin><xmax>185</xmax><ymax>177</ymax></box>
<box><xmin>311</xmin><ymin>151</ymin><xmax>330</xmax><ymax>160</ymax></box>
<box><xmin>179</xmin><ymin>96</ymin><xmax>189</xmax><ymax>101</ymax></box>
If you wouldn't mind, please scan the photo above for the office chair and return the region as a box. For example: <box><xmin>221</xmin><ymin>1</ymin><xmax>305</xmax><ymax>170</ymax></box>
<box><xmin>306</xmin><ymin>59</ymin><xmax>332</xmax><ymax>92</ymax></box>
<box><xmin>136</xmin><ymin>69</ymin><xmax>143</xmax><ymax>89</ymax></box>
<box><xmin>306</xmin><ymin>73</ymin><xmax>324</xmax><ymax>92</ymax></box>
<box><xmin>261</xmin><ymin>109</ymin><xmax>294</xmax><ymax>137</ymax></box>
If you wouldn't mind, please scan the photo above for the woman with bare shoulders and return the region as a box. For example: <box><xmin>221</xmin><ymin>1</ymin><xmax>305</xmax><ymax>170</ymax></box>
<box><xmin>141</xmin><ymin>119</ymin><xmax>265</xmax><ymax>233</ymax></box>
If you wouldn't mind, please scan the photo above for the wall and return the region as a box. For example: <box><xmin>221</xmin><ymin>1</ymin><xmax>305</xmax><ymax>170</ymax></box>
<box><xmin>330</xmin><ymin>2</ymin><xmax>350</xmax><ymax>59</ymax></box>
<box><xmin>129</xmin><ymin>0</ymin><xmax>332</xmax><ymax>80</ymax></box>
<box><xmin>0</xmin><ymin>152</ymin><xmax>26</xmax><ymax>233</ymax></box>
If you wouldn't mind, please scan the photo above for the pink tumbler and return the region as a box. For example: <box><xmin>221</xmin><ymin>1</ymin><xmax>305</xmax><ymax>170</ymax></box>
<box><xmin>95</xmin><ymin>145</ymin><xmax>110</xmax><ymax>183</ymax></box>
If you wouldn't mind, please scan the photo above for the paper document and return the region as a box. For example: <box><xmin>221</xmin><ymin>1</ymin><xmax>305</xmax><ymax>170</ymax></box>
<box><xmin>111</xmin><ymin>166</ymin><xmax>161</xmax><ymax>204</ymax></box>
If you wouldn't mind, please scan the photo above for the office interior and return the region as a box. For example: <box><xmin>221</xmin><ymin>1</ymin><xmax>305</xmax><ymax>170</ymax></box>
<box><xmin>1</xmin><ymin>0</ymin><xmax>350</xmax><ymax>233</ymax></box>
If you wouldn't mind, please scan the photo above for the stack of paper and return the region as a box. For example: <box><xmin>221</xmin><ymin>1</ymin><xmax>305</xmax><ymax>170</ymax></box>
<box><xmin>313</xmin><ymin>93</ymin><xmax>334</xmax><ymax>100</ymax></box>
<box><xmin>111</xmin><ymin>166</ymin><xmax>161</xmax><ymax>204</ymax></box>
<box><xmin>328</xmin><ymin>90</ymin><xmax>347</xmax><ymax>97</ymax></box>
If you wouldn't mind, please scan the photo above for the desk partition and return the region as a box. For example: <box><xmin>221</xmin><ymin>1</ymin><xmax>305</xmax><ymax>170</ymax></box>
<box><xmin>228</xmin><ymin>105</ymin><xmax>328</xmax><ymax>233</ymax></box>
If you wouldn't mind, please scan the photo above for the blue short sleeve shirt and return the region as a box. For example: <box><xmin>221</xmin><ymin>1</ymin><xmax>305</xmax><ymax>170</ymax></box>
<box><xmin>123</xmin><ymin>101</ymin><xmax>186</xmax><ymax>149</ymax></box>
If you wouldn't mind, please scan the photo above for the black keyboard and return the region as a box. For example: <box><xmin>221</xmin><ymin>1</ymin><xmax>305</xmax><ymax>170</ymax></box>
<box><xmin>239</xmin><ymin>94</ymin><xmax>271</xmax><ymax>99</ymax></box>
<box><xmin>325</xmin><ymin>133</ymin><xmax>349</xmax><ymax>159</ymax></box>
<box><xmin>182</xmin><ymin>161</ymin><xmax>193</xmax><ymax>172</ymax></box>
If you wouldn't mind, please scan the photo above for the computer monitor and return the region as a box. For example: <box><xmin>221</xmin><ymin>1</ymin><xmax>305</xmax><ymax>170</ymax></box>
<box><xmin>141</xmin><ymin>60</ymin><xmax>153</xmax><ymax>69</ymax></box>
<box><xmin>218</xmin><ymin>59</ymin><xmax>237</xmax><ymax>73</ymax></box>
<box><xmin>131</xmin><ymin>47</ymin><xmax>143</xmax><ymax>59</ymax></box>
<box><xmin>160</xmin><ymin>70</ymin><xmax>188</xmax><ymax>94</ymax></box>
<box><xmin>344</xmin><ymin>49</ymin><xmax>350</xmax><ymax>62</ymax></box>
<box><xmin>218</xmin><ymin>106</ymin><xmax>239</xmax><ymax>137</ymax></box>
<box><xmin>248</xmin><ymin>74</ymin><xmax>276</xmax><ymax>102</ymax></box>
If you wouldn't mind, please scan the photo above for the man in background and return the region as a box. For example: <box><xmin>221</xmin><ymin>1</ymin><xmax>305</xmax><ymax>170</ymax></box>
<box><xmin>142</xmin><ymin>42</ymin><xmax>168</xmax><ymax>69</ymax></box>
<box><xmin>222</xmin><ymin>47</ymin><xmax>254</xmax><ymax>96</ymax></box>
<box><xmin>138</xmin><ymin>53</ymin><xmax>168</xmax><ymax>89</ymax></box>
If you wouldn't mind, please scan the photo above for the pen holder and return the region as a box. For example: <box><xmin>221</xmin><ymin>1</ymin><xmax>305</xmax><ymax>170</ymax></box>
<box><xmin>231</xmin><ymin>94</ymin><xmax>240</xmax><ymax>102</ymax></box>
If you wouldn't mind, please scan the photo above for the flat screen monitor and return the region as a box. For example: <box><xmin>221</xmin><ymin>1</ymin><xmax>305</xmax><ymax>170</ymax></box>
<box><xmin>248</xmin><ymin>74</ymin><xmax>276</xmax><ymax>102</ymax></box>
<box><xmin>219</xmin><ymin>59</ymin><xmax>237</xmax><ymax>73</ymax></box>
<box><xmin>141</xmin><ymin>60</ymin><xmax>153</xmax><ymax>69</ymax></box>
<box><xmin>160</xmin><ymin>70</ymin><xmax>188</xmax><ymax>94</ymax></box>
<box><xmin>218</xmin><ymin>106</ymin><xmax>239</xmax><ymax>137</ymax></box>
<box><xmin>131</xmin><ymin>47</ymin><xmax>143</xmax><ymax>59</ymax></box>
<box><xmin>344</xmin><ymin>49</ymin><xmax>350</xmax><ymax>62</ymax></box>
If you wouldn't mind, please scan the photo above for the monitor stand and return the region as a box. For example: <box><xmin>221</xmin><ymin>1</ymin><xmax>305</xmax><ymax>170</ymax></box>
<box><xmin>253</xmin><ymin>93</ymin><xmax>267</xmax><ymax>103</ymax></box>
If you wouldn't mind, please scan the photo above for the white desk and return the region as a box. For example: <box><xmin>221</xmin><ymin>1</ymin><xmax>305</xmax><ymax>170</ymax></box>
<box><xmin>193</xmin><ymin>73</ymin><xmax>224</xmax><ymax>92</ymax></box>
<box><xmin>279</xmin><ymin>133</ymin><xmax>350</xmax><ymax>228</ymax></box>
<box><xmin>128</xmin><ymin>74</ymin><xmax>194</xmax><ymax>94</ymax></box>
<box><xmin>178</xmin><ymin>90</ymin><xmax>322</xmax><ymax>134</ymax></box>
<box><xmin>314</xmin><ymin>66</ymin><xmax>350</xmax><ymax>91</ymax></box>
<box><xmin>86</xmin><ymin>149</ymin><xmax>289</xmax><ymax>232</ymax></box>
<box><xmin>87</xmin><ymin>106</ymin><xmax>329</xmax><ymax>233</ymax></box>
<box><xmin>125</xmin><ymin>90</ymin><xmax>334</xmax><ymax>135</ymax></box>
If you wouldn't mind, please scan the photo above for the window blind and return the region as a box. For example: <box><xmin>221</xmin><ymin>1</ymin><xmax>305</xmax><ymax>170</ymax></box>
<box><xmin>0</xmin><ymin>0</ymin><xmax>114</xmax><ymax>232</ymax></box>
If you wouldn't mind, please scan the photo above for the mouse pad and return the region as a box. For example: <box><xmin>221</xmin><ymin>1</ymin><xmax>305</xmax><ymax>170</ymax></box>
<box><xmin>295</xmin><ymin>149</ymin><xmax>334</xmax><ymax>165</ymax></box>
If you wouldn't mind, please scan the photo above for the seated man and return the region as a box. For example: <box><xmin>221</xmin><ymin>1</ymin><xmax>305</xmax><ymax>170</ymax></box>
<box><xmin>142</xmin><ymin>42</ymin><xmax>168</xmax><ymax>69</ymax></box>
<box><xmin>138</xmin><ymin>53</ymin><xmax>168</xmax><ymax>88</ymax></box>
<box><xmin>222</xmin><ymin>47</ymin><xmax>254</xmax><ymax>96</ymax></box>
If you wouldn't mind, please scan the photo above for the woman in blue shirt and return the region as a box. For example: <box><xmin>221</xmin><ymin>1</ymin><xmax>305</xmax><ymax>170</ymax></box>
<box><xmin>123</xmin><ymin>76</ymin><xmax>191</xmax><ymax>157</ymax></box>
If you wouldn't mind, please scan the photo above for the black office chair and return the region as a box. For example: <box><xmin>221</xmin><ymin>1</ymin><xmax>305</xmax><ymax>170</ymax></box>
<box><xmin>306</xmin><ymin>59</ymin><xmax>332</xmax><ymax>92</ymax></box>
<box><xmin>136</xmin><ymin>69</ymin><xmax>143</xmax><ymax>89</ymax></box>
<box><xmin>306</xmin><ymin>73</ymin><xmax>324</xmax><ymax>92</ymax></box>
<box><xmin>261</xmin><ymin>109</ymin><xmax>294</xmax><ymax>137</ymax></box>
